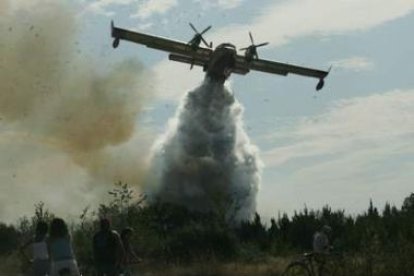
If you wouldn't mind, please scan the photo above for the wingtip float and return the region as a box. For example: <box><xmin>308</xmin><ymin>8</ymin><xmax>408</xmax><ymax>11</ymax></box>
<box><xmin>110</xmin><ymin>21</ymin><xmax>330</xmax><ymax>90</ymax></box>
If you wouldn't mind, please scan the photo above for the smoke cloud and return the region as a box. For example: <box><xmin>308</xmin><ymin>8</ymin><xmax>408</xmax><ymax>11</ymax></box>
<box><xmin>147</xmin><ymin>79</ymin><xmax>261</xmax><ymax>222</ymax></box>
<box><xmin>0</xmin><ymin>1</ymin><xmax>153</xmax><ymax>222</ymax></box>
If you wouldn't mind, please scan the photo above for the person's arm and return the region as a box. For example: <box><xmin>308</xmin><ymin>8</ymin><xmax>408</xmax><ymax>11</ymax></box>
<box><xmin>322</xmin><ymin>234</ymin><xmax>330</xmax><ymax>253</ymax></box>
<box><xmin>131</xmin><ymin>250</ymin><xmax>140</xmax><ymax>262</ymax></box>
<box><xmin>19</xmin><ymin>238</ymin><xmax>33</xmax><ymax>264</ymax></box>
<box><xmin>115</xmin><ymin>233</ymin><xmax>126</xmax><ymax>266</ymax></box>
<box><xmin>46</xmin><ymin>237</ymin><xmax>52</xmax><ymax>261</ymax></box>
<box><xmin>92</xmin><ymin>235</ymin><xmax>97</xmax><ymax>262</ymax></box>
<box><xmin>127</xmin><ymin>244</ymin><xmax>140</xmax><ymax>263</ymax></box>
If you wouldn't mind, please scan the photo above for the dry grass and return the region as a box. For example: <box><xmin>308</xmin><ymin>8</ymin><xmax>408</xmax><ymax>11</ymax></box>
<box><xmin>2</xmin><ymin>252</ymin><xmax>412</xmax><ymax>275</ymax></box>
<box><xmin>130</xmin><ymin>257</ymin><xmax>290</xmax><ymax>276</ymax></box>
<box><xmin>0</xmin><ymin>253</ymin><xmax>25</xmax><ymax>275</ymax></box>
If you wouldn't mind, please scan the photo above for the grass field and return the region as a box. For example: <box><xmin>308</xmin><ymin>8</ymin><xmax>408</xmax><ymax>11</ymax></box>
<box><xmin>3</xmin><ymin>253</ymin><xmax>412</xmax><ymax>276</ymax></box>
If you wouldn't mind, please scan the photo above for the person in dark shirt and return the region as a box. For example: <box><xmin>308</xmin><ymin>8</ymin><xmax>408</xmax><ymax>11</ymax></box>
<box><xmin>92</xmin><ymin>218</ymin><xmax>125</xmax><ymax>276</ymax></box>
<box><xmin>120</xmin><ymin>227</ymin><xmax>141</xmax><ymax>276</ymax></box>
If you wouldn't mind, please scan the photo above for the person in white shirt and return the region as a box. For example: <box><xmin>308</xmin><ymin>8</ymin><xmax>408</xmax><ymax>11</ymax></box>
<box><xmin>312</xmin><ymin>225</ymin><xmax>332</xmax><ymax>275</ymax></box>
<box><xmin>20</xmin><ymin>221</ymin><xmax>50</xmax><ymax>276</ymax></box>
<box><xmin>313</xmin><ymin>225</ymin><xmax>331</xmax><ymax>253</ymax></box>
<box><xmin>48</xmin><ymin>218</ymin><xmax>81</xmax><ymax>276</ymax></box>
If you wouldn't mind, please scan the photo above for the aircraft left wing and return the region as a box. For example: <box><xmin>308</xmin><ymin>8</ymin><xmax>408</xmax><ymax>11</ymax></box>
<box><xmin>111</xmin><ymin>21</ymin><xmax>212</xmax><ymax>60</ymax></box>
<box><xmin>235</xmin><ymin>55</ymin><xmax>330</xmax><ymax>90</ymax></box>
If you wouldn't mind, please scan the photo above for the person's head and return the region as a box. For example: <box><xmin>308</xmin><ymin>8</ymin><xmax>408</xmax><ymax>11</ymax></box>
<box><xmin>99</xmin><ymin>218</ymin><xmax>111</xmax><ymax>232</ymax></box>
<box><xmin>49</xmin><ymin>218</ymin><xmax>69</xmax><ymax>239</ymax></box>
<box><xmin>121</xmin><ymin>227</ymin><xmax>134</xmax><ymax>241</ymax></box>
<box><xmin>35</xmin><ymin>220</ymin><xmax>48</xmax><ymax>240</ymax></box>
<box><xmin>321</xmin><ymin>225</ymin><xmax>332</xmax><ymax>234</ymax></box>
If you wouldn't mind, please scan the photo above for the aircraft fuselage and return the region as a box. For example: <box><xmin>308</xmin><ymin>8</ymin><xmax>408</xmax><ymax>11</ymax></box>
<box><xmin>205</xmin><ymin>43</ymin><xmax>237</xmax><ymax>83</ymax></box>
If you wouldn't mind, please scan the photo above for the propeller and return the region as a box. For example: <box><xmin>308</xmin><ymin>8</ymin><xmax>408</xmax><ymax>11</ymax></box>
<box><xmin>189</xmin><ymin>23</ymin><xmax>212</xmax><ymax>48</ymax></box>
<box><xmin>240</xmin><ymin>32</ymin><xmax>269</xmax><ymax>59</ymax></box>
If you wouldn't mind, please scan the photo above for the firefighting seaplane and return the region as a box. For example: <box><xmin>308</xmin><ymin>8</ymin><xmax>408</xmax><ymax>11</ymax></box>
<box><xmin>111</xmin><ymin>22</ymin><xmax>330</xmax><ymax>90</ymax></box>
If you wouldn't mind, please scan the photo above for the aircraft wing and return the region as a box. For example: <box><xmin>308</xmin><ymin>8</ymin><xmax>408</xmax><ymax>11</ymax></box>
<box><xmin>235</xmin><ymin>55</ymin><xmax>330</xmax><ymax>90</ymax></box>
<box><xmin>111</xmin><ymin>21</ymin><xmax>212</xmax><ymax>60</ymax></box>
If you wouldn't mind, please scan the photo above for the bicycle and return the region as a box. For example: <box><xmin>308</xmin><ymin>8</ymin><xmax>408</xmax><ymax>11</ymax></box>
<box><xmin>283</xmin><ymin>251</ymin><xmax>346</xmax><ymax>276</ymax></box>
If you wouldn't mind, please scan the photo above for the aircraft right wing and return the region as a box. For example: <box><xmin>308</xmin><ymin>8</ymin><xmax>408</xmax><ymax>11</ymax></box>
<box><xmin>234</xmin><ymin>55</ymin><xmax>330</xmax><ymax>90</ymax></box>
<box><xmin>111</xmin><ymin>21</ymin><xmax>212</xmax><ymax>61</ymax></box>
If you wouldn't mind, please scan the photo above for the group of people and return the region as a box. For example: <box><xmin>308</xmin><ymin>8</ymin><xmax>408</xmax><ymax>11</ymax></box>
<box><xmin>22</xmin><ymin>216</ymin><xmax>332</xmax><ymax>276</ymax></box>
<box><xmin>93</xmin><ymin>218</ymin><xmax>140</xmax><ymax>276</ymax></box>
<box><xmin>21</xmin><ymin>218</ymin><xmax>80</xmax><ymax>276</ymax></box>
<box><xmin>21</xmin><ymin>218</ymin><xmax>139</xmax><ymax>276</ymax></box>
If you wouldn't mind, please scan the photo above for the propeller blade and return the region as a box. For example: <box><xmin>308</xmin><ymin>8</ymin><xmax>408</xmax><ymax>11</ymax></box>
<box><xmin>200</xmin><ymin>25</ymin><xmax>211</xmax><ymax>35</ymax></box>
<box><xmin>240</xmin><ymin>47</ymin><xmax>248</xmax><ymax>51</ymax></box>
<box><xmin>189</xmin><ymin>23</ymin><xmax>198</xmax><ymax>33</ymax></box>
<box><xmin>256</xmin><ymin>42</ymin><xmax>269</xmax><ymax>47</ymax></box>
<box><xmin>201</xmin><ymin>37</ymin><xmax>210</xmax><ymax>47</ymax></box>
<box><xmin>188</xmin><ymin>37</ymin><xmax>196</xmax><ymax>45</ymax></box>
<box><xmin>249</xmin><ymin>31</ymin><xmax>254</xmax><ymax>44</ymax></box>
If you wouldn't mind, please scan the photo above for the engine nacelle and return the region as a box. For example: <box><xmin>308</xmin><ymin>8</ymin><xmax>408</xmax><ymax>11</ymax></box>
<box><xmin>112</xmin><ymin>38</ymin><xmax>120</xmax><ymax>48</ymax></box>
<box><xmin>316</xmin><ymin>79</ymin><xmax>325</xmax><ymax>91</ymax></box>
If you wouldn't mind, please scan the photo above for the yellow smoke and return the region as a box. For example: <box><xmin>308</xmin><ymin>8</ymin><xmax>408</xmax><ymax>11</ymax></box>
<box><xmin>0</xmin><ymin>0</ymin><xmax>153</xmax><ymax>221</ymax></box>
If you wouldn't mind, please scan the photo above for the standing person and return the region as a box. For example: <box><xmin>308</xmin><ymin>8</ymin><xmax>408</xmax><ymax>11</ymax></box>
<box><xmin>313</xmin><ymin>225</ymin><xmax>331</xmax><ymax>253</ymax></box>
<box><xmin>93</xmin><ymin>218</ymin><xmax>125</xmax><ymax>276</ymax></box>
<box><xmin>48</xmin><ymin>218</ymin><xmax>81</xmax><ymax>276</ymax></box>
<box><xmin>20</xmin><ymin>221</ymin><xmax>50</xmax><ymax>276</ymax></box>
<box><xmin>120</xmin><ymin>227</ymin><xmax>140</xmax><ymax>276</ymax></box>
<box><xmin>312</xmin><ymin>225</ymin><xmax>332</xmax><ymax>276</ymax></box>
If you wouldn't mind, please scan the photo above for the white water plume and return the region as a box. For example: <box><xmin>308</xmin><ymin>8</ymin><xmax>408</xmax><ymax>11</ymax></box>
<box><xmin>147</xmin><ymin>78</ymin><xmax>262</xmax><ymax>222</ymax></box>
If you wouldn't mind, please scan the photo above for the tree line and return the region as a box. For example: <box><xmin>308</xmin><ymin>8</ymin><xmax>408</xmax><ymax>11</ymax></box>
<box><xmin>0</xmin><ymin>182</ymin><xmax>413</xmax><ymax>275</ymax></box>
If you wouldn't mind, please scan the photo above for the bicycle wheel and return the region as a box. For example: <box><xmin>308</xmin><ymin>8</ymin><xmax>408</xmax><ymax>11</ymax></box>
<box><xmin>323</xmin><ymin>257</ymin><xmax>346</xmax><ymax>276</ymax></box>
<box><xmin>283</xmin><ymin>262</ymin><xmax>311</xmax><ymax>276</ymax></box>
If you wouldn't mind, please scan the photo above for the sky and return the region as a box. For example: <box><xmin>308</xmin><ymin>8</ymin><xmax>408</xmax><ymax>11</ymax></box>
<box><xmin>1</xmin><ymin>0</ymin><xmax>414</xmax><ymax>222</ymax></box>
